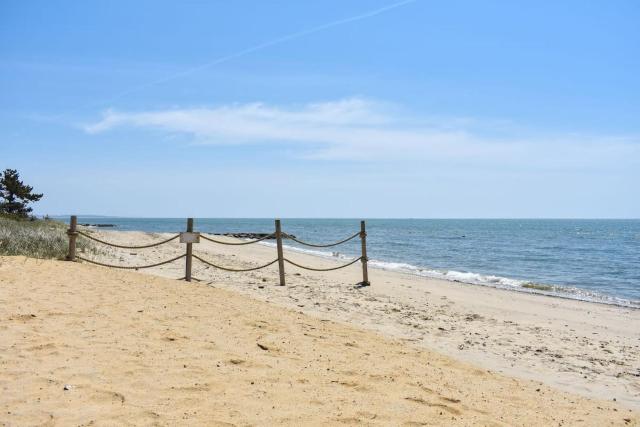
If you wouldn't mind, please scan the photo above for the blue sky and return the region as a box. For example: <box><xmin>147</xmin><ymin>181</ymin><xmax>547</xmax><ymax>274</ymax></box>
<box><xmin>1</xmin><ymin>0</ymin><xmax>638</xmax><ymax>218</ymax></box>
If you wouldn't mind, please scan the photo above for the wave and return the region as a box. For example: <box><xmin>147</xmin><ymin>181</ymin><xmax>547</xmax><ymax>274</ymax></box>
<box><xmin>370</xmin><ymin>260</ymin><xmax>639</xmax><ymax>309</ymax></box>
<box><xmin>258</xmin><ymin>240</ymin><xmax>640</xmax><ymax>310</ymax></box>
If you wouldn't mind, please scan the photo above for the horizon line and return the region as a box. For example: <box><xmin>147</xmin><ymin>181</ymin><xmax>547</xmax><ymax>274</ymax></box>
<box><xmin>39</xmin><ymin>214</ymin><xmax>640</xmax><ymax>221</ymax></box>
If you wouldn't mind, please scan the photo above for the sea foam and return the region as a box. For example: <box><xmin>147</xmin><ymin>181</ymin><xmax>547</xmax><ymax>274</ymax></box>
<box><xmin>260</xmin><ymin>240</ymin><xmax>640</xmax><ymax>309</ymax></box>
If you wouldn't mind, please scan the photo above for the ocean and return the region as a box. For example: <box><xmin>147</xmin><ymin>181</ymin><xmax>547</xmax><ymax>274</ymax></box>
<box><xmin>67</xmin><ymin>217</ymin><xmax>640</xmax><ymax>309</ymax></box>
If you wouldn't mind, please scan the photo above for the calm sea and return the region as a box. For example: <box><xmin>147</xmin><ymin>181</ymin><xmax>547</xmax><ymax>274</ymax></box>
<box><xmin>67</xmin><ymin>217</ymin><xmax>640</xmax><ymax>309</ymax></box>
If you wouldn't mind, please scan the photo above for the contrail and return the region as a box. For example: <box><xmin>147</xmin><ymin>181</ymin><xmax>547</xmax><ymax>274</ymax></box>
<box><xmin>101</xmin><ymin>0</ymin><xmax>417</xmax><ymax>104</ymax></box>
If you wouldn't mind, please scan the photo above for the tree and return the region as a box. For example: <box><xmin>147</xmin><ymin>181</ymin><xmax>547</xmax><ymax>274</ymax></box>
<box><xmin>0</xmin><ymin>169</ymin><xmax>43</xmax><ymax>218</ymax></box>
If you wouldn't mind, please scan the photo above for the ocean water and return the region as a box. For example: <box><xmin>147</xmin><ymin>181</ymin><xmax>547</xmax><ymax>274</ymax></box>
<box><xmin>67</xmin><ymin>217</ymin><xmax>640</xmax><ymax>308</ymax></box>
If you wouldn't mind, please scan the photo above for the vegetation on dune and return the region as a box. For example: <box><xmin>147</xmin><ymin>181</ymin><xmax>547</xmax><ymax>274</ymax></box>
<box><xmin>0</xmin><ymin>168</ymin><xmax>93</xmax><ymax>259</ymax></box>
<box><xmin>0</xmin><ymin>216</ymin><xmax>95</xmax><ymax>259</ymax></box>
<box><xmin>0</xmin><ymin>169</ymin><xmax>43</xmax><ymax>219</ymax></box>
<box><xmin>0</xmin><ymin>168</ymin><xmax>100</xmax><ymax>259</ymax></box>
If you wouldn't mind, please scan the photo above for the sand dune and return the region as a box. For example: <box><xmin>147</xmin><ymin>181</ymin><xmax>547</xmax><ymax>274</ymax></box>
<box><xmin>0</xmin><ymin>256</ymin><xmax>638</xmax><ymax>426</ymax></box>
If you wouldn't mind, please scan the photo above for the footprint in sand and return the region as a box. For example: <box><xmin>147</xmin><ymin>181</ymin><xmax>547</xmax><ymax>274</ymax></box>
<box><xmin>331</xmin><ymin>380</ymin><xmax>369</xmax><ymax>392</ymax></box>
<box><xmin>404</xmin><ymin>396</ymin><xmax>462</xmax><ymax>415</ymax></box>
<box><xmin>89</xmin><ymin>389</ymin><xmax>126</xmax><ymax>405</ymax></box>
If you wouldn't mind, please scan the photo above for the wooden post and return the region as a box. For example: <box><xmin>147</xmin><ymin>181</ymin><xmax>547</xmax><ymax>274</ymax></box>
<box><xmin>185</xmin><ymin>217</ymin><xmax>194</xmax><ymax>282</ymax></box>
<box><xmin>275</xmin><ymin>219</ymin><xmax>285</xmax><ymax>286</ymax></box>
<box><xmin>66</xmin><ymin>215</ymin><xmax>77</xmax><ymax>261</ymax></box>
<box><xmin>360</xmin><ymin>220</ymin><xmax>370</xmax><ymax>286</ymax></box>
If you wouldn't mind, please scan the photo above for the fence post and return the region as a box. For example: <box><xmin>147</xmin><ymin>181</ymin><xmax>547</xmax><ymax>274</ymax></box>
<box><xmin>275</xmin><ymin>219</ymin><xmax>285</xmax><ymax>286</ymax></box>
<box><xmin>360</xmin><ymin>220</ymin><xmax>370</xmax><ymax>286</ymax></box>
<box><xmin>66</xmin><ymin>215</ymin><xmax>77</xmax><ymax>261</ymax></box>
<box><xmin>185</xmin><ymin>218</ymin><xmax>194</xmax><ymax>282</ymax></box>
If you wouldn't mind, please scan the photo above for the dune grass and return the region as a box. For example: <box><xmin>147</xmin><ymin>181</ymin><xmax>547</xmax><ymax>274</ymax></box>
<box><xmin>0</xmin><ymin>217</ymin><xmax>95</xmax><ymax>259</ymax></box>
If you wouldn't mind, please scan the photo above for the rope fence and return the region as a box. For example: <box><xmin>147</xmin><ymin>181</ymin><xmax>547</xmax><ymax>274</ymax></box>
<box><xmin>77</xmin><ymin>230</ymin><xmax>180</xmax><ymax>249</ymax></box>
<box><xmin>282</xmin><ymin>231</ymin><xmax>360</xmax><ymax>248</ymax></box>
<box><xmin>199</xmin><ymin>232</ymin><xmax>275</xmax><ymax>245</ymax></box>
<box><xmin>284</xmin><ymin>256</ymin><xmax>363</xmax><ymax>272</ymax></box>
<box><xmin>75</xmin><ymin>254</ymin><xmax>186</xmax><ymax>270</ymax></box>
<box><xmin>66</xmin><ymin>215</ymin><xmax>370</xmax><ymax>286</ymax></box>
<box><xmin>193</xmin><ymin>254</ymin><xmax>279</xmax><ymax>272</ymax></box>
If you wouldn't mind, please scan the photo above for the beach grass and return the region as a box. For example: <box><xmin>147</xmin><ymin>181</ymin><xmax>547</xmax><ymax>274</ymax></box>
<box><xmin>0</xmin><ymin>216</ymin><xmax>95</xmax><ymax>259</ymax></box>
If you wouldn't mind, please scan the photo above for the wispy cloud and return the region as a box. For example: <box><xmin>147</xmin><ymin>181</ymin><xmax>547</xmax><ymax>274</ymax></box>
<box><xmin>84</xmin><ymin>97</ymin><xmax>640</xmax><ymax>167</ymax></box>
<box><xmin>101</xmin><ymin>0</ymin><xmax>416</xmax><ymax>104</ymax></box>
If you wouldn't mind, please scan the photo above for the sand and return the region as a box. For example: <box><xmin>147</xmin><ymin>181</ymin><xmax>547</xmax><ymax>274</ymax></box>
<box><xmin>1</xmin><ymin>256</ymin><xmax>638</xmax><ymax>426</ymax></box>
<box><xmin>71</xmin><ymin>231</ymin><xmax>640</xmax><ymax>410</ymax></box>
<box><xmin>76</xmin><ymin>229</ymin><xmax>640</xmax><ymax>411</ymax></box>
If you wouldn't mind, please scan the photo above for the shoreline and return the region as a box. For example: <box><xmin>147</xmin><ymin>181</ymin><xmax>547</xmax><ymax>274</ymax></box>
<box><xmin>264</xmin><ymin>239</ymin><xmax>640</xmax><ymax>310</ymax></box>
<box><xmin>77</xmin><ymin>220</ymin><xmax>640</xmax><ymax>310</ymax></box>
<box><xmin>75</xmin><ymin>228</ymin><xmax>640</xmax><ymax>410</ymax></box>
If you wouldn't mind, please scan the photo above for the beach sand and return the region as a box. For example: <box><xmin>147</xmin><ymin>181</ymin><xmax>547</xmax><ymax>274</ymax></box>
<box><xmin>1</xmin><ymin>256</ymin><xmax>638</xmax><ymax>426</ymax></box>
<box><xmin>75</xmin><ymin>229</ymin><xmax>640</xmax><ymax>412</ymax></box>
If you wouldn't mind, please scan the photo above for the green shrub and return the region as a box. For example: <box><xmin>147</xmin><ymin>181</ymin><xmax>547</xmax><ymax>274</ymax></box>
<box><xmin>0</xmin><ymin>217</ymin><xmax>95</xmax><ymax>259</ymax></box>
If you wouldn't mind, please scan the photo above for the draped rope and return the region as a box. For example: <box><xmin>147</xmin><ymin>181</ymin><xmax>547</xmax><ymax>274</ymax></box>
<box><xmin>192</xmin><ymin>254</ymin><xmax>279</xmax><ymax>272</ymax></box>
<box><xmin>282</xmin><ymin>232</ymin><xmax>360</xmax><ymax>248</ymax></box>
<box><xmin>77</xmin><ymin>231</ymin><xmax>180</xmax><ymax>249</ymax></box>
<box><xmin>200</xmin><ymin>233</ymin><xmax>275</xmax><ymax>245</ymax></box>
<box><xmin>71</xmin><ymin>223</ymin><xmax>368</xmax><ymax>282</ymax></box>
<box><xmin>76</xmin><ymin>254</ymin><xmax>185</xmax><ymax>269</ymax></box>
<box><xmin>284</xmin><ymin>256</ymin><xmax>363</xmax><ymax>272</ymax></box>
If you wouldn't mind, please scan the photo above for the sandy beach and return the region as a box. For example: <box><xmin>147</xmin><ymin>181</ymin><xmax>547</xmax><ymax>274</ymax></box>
<box><xmin>61</xmin><ymin>229</ymin><xmax>640</xmax><ymax>410</ymax></box>
<box><xmin>4</xmin><ymin>0</ymin><xmax>638</xmax><ymax>423</ymax></box>
<box><xmin>1</xmin><ymin>255</ymin><xmax>638</xmax><ymax>426</ymax></box>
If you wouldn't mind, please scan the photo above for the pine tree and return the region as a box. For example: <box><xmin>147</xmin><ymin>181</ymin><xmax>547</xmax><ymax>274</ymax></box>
<box><xmin>0</xmin><ymin>169</ymin><xmax>43</xmax><ymax>218</ymax></box>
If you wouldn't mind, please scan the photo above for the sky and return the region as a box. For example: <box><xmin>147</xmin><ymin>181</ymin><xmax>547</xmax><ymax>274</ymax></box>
<box><xmin>1</xmin><ymin>0</ymin><xmax>639</xmax><ymax>218</ymax></box>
